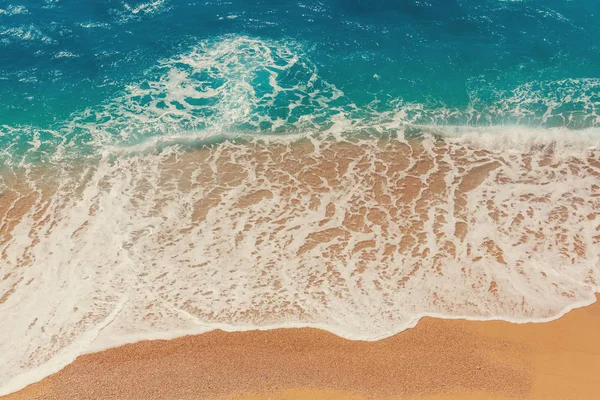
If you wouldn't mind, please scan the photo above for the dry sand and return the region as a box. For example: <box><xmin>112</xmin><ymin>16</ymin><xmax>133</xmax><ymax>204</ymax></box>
<box><xmin>3</xmin><ymin>294</ymin><xmax>599</xmax><ymax>400</ymax></box>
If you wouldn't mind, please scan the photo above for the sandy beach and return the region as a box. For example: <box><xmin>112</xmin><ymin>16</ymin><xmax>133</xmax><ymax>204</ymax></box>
<box><xmin>1</xmin><ymin>139</ymin><xmax>599</xmax><ymax>399</ymax></box>
<box><xmin>3</xmin><ymin>294</ymin><xmax>599</xmax><ymax>400</ymax></box>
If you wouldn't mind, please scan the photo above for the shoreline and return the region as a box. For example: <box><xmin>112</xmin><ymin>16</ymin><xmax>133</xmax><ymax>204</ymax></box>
<box><xmin>1</xmin><ymin>136</ymin><xmax>599</xmax><ymax>398</ymax></box>
<box><xmin>4</xmin><ymin>294</ymin><xmax>600</xmax><ymax>400</ymax></box>
<box><xmin>1</xmin><ymin>292</ymin><xmax>597</xmax><ymax>398</ymax></box>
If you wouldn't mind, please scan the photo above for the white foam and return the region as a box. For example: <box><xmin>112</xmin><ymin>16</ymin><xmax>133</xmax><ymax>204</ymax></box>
<box><xmin>0</xmin><ymin>25</ymin><xmax>54</xmax><ymax>45</ymax></box>
<box><xmin>1</xmin><ymin>129</ymin><xmax>599</xmax><ymax>395</ymax></box>
<box><xmin>434</xmin><ymin>125</ymin><xmax>600</xmax><ymax>153</ymax></box>
<box><xmin>125</xmin><ymin>0</ymin><xmax>170</xmax><ymax>16</ymax></box>
<box><xmin>53</xmin><ymin>51</ymin><xmax>79</xmax><ymax>59</ymax></box>
<box><xmin>1</xmin><ymin>35</ymin><xmax>600</xmax><ymax>396</ymax></box>
<box><xmin>0</xmin><ymin>5</ymin><xmax>29</xmax><ymax>16</ymax></box>
<box><xmin>112</xmin><ymin>0</ymin><xmax>171</xmax><ymax>23</ymax></box>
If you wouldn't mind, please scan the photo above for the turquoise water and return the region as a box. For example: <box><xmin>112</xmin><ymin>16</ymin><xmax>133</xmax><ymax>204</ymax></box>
<box><xmin>1</xmin><ymin>0</ymin><xmax>600</xmax><ymax>163</ymax></box>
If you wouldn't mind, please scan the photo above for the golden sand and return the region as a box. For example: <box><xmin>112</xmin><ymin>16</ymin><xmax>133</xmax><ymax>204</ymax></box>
<box><xmin>3</xmin><ymin>294</ymin><xmax>599</xmax><ymax>400</ymax></box>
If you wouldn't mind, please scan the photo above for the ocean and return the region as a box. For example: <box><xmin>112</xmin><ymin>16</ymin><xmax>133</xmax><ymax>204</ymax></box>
<box><xmin>1</xmin><ymin>0</ymin><xmax>599</xmax><ymax>395</ymax></box>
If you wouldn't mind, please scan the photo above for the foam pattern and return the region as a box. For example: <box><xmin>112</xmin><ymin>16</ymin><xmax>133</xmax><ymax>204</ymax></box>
<box><xmin>1</xmin><ymin>36</ymin><xmax>600</xmax><ymax>395</ymax></box>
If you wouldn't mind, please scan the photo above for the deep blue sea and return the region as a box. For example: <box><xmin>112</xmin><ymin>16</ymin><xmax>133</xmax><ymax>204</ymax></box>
<box><xmin>1</xmin><ymin>1</ymin><xmax>600</xmax><ymax>395</ymax></box>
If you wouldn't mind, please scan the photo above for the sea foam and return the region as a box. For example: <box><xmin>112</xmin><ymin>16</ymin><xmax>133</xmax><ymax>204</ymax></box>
<box><xmin>0</xmin><ymin>36</ymin><xmax>599</xmax><ymax>396</ymax></box>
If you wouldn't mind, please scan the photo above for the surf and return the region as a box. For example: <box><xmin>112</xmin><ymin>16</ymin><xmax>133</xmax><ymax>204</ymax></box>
<box><xmin>1</xmin><ymin>35</ymin><xmax>600</xmax><ymax>396</ymax></box>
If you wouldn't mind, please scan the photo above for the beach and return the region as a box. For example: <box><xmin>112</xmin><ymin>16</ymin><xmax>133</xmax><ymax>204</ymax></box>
<box><xmin>2</xmin><ymin>1</ymin><xmax>600</xmax><ymax>399</ymax></box>
<box><xmin>1</xmin><ymin>136</ymin><xmax>599</xmax><ymax>397</ymax></box>
<box><xmin>4</xmin><ymin>294</ymin><xmax>599</xmax><ymax>400</ymax></box>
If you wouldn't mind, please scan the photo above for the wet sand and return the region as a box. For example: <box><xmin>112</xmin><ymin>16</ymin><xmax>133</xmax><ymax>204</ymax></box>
<box><xmin>1</xmin><ymin>138</ymin><xmax>599</xmax><ymax>399</ymax></box>
<box><xmin>3</xmin><ymin>294</ymin><xmax>600</xmax><ymax>400</ymax></box>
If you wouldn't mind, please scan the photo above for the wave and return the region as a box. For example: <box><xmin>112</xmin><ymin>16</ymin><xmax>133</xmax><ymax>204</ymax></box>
<box><xmin>1</xmin><ymin>128</ymin><xmax>599</xmax><ymax>395</ymax></box>
<box><xmin>0</xmin><ymin>24</ymin><xmax>54</xmax><ymax>46</ymax></box>
<box><xmin>0</xmin><ymin>5</ymin><xmax>29</xmax><ymax>16</ymax></box>
<box><xmin>1</xmin><ymin>35</ymin><xmax>600</xmax><ymax>396</ymax></box>
<box><xmin>2</xmin><ymin>36</ymin><xmax>600</xmax><ymax>168</ymax></box>
<box><xmin>113</xmin><ymin>0</ymin><xmax>172</xmax><ymax>23</ymax></box>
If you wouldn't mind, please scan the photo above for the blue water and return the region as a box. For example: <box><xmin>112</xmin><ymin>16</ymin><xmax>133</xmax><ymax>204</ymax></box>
<box><xmin>2</xmin><ymin>0</ymin><xmax>599</xmax><ymax>140</ymax></box>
